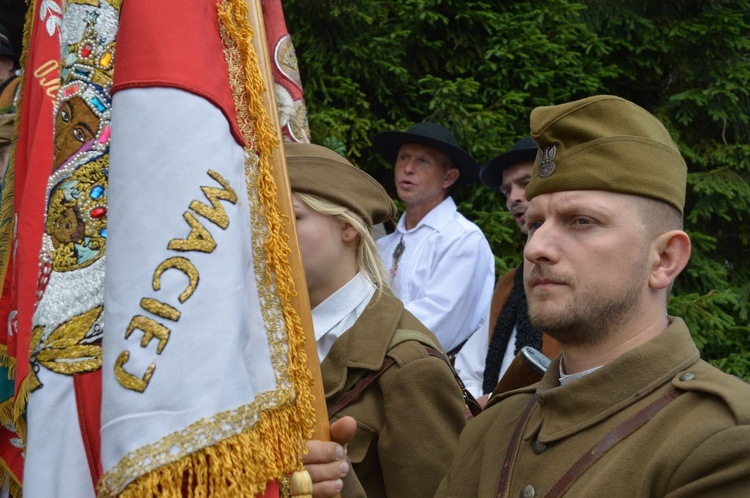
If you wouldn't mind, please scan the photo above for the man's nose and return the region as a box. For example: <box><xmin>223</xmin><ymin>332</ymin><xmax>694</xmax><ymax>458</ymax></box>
<box><xmin>524</xmin><ymin>222</ymin><xmax>558</xmax><ymax>265</ymax></box>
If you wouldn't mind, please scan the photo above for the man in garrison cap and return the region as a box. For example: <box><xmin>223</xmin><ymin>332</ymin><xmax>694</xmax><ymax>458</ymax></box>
<box><xmin>373</xmin><ymin>123</ymin><xmax>494</xmax><ymax>359</ymax></box>
<box><xmin>436</xmin><ymin>95</ymin><xmax>750</xmax><ymax>497</ymax></box>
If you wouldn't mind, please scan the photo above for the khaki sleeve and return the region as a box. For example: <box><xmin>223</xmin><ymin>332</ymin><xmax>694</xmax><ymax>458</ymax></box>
<box><xmin>378</xmin><ymin>351</ymin><xmax>466</xmax><ymax>497</ymax></box>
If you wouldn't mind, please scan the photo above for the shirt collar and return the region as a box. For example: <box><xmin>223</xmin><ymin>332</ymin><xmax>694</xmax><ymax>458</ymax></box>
<box><xmin>396</xmin><ymin>196</ymin><xmax>457</xmax><ymax>233</ymax></box>
<box><xmin>312</xmin><ymin>273</ymin><xmax>374</xmax><ymax>342</ymax></box>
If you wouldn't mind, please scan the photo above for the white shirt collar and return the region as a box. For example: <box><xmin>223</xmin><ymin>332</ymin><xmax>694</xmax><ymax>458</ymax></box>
<box><xmin>396</xmin><ymin>196</ymin><xmax>457</xmax><ymax>233</ymax></box>
<box><xmin>558</xmin><ymin>356</ymin><xmax>603</xmax><ymax>385</ymax></box>
<box><xmin>312</xmin><ymin>273</ymin><xmax>375</xmax><ymax>357</ymax></box>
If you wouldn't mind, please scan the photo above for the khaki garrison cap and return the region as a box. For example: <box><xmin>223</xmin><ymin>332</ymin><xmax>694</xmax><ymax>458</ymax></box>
<box><xmin>286</xmin><ymin>142</ymin><xmax>397</xmax><ymax>227</ymax></box>
<box><xmin>526</xmin><ymin>95</ymin><xmax>687</xmax><ymax>213</ymax></box>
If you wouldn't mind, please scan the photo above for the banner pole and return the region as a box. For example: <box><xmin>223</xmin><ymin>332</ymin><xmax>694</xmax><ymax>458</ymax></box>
<box><xmin>245</xmin><ymin>0</ymin><xmax>331</xmax><ymax>444</ymax></box>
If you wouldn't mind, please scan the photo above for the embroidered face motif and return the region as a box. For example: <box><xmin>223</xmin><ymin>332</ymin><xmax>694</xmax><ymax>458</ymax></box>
<box><xmin>53</xmin><ymin>96</ymin><xmax>100</xmax><ymax>170</ymax></box>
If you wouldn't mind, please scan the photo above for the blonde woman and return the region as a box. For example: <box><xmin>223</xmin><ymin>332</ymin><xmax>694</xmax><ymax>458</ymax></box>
<box><xmin>287</xmin><ymin>143</ymin><xmax>466</xmax><ymax>498</ymax></box>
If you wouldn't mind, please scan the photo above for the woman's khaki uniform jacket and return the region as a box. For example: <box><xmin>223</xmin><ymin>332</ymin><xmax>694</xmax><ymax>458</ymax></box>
<box><xmin>321</xmin><ymin>291</ymin><xmax>466</xmax><ymax>498</ymax></box>
<box><xmin>436</xmin><ymin>317</ymin><xmax>750</xmax><ymax>497</ymax></box>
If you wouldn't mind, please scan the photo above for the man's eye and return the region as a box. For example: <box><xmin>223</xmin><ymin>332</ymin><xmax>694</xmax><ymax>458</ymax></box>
<box><xmin>527</xmin><ymin>221</ymin><xmax>542</xmax><ymax>231</ymax></box>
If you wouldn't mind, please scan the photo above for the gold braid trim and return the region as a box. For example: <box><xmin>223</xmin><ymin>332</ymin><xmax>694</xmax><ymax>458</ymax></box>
<box><xmin>0</xmin><ymin>342</ymin><xmax>26</xmax><ymax>439</ymax></box>
<box><xmin>106</xmin><ymin>1</ymin><xmax>314</xmax><ymax>496</ymax></box>
<box><xmin>216</xmin><ymin>0</ymin><xmax>314</xmax><ymax>481</ymax></box>
<box><xmin>11</xmin><ymin>375</ymin><xmax>29</xmax><ymax>442</ymax></box>
<box><xmin>0</xmin><ymin>398</ymin><xmax>13</xmax><ymax>426</ymax></box>
<box><xmin>0</xmin><ymin>343</ymin><xmax>16</xmax><ymax>379</ymax></box>
<box><xmin>0</xmin><ymin>461</ymin><xmax>22</xmax><ymax>498</ymax></box>
<box><xmin>110</xmin><ymin>404</ymin><xmax>308</xmax><ymax>498</ymax></box>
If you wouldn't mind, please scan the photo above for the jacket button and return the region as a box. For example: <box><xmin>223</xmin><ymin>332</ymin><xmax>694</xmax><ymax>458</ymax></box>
<box><xmin>520</xmin><ymin>484</ymin><xmax>536</xmax><ymax>498</ymax></box>
<box><xmin>679</xmin><ymin>372</ymin><xmax>695</xmax><ymax>381</ymax></box>
<box><xmin>532</xmin><ymin>439</ymin><xmax>547</xmax><ymax>454</ymax></box>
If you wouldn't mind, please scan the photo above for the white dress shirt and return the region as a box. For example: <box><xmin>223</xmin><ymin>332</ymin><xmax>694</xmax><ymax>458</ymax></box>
<box><xmin>377</xmin><ymin>196</ymin><xmax>494</xmax><ymax>352</ymax></box>
<box><xmin>454</xmin><ymin>323</ymin><xmax>518</xmax><ymax>398</ymax></box>
<box><xmin>312</xmin><ymin>272</ymin><xmax>376</xmax><ymax>362</ymax></box>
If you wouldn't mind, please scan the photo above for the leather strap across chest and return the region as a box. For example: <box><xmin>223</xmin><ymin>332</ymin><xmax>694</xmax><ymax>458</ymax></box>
<box><xmin>496</xmin><ymin>388</ymin><xmax>685</xmax><ymax>498</ymax></box>
<box><xmin>328</xmin><ymin>345</ymin><xmax>482</xmax><ymax>419</ymax></box>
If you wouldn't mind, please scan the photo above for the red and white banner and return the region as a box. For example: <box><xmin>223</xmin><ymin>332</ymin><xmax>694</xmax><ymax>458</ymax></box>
<box><xmin>99</xmin><ymin>1</ymin><xmax>314</xmax><ymax>496</ymax></box>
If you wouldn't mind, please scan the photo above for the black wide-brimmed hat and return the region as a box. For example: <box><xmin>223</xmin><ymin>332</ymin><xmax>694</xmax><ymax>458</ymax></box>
<box><xmin>0</xmin><ymin>24</ymin><xmax>16</xmax><ymax>62</ymax></box>
<box><xmin>372</xmin><ymin>122</ymin><xmax>480</xmax><ymax>184</ymax></box>
<box><xmin>480</xmin><ymin>136</ymin><xmax>538</xmax><ymax>189</ymax></box>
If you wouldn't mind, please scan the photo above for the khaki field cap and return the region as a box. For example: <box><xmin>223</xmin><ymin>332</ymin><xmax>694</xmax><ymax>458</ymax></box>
<box><xmin>526</xmin><ymin>95</ymin><xmax>687</xmax><ymax>213</ymax></box>
<box><xmin>286</xmin><ymin>142</ymin><xmax>397</xmax><ymax>227</ymax></box>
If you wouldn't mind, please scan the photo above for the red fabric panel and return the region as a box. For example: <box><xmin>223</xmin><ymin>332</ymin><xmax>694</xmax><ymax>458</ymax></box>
<box><xmin>112</xmin><ymin>0</ymin><xmax>243</xmax><ymax>145</ymax></box>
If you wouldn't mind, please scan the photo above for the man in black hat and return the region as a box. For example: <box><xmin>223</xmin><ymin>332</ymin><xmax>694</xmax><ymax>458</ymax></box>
<box><xmin>373</xmin><ymin>122</ymin><xmax>494</xmax><ymax>356</ymax></box>
<box><xmin>454</xmin><ymin>137</ymin><xmax>560</xmax><ymax>405</ymax></box>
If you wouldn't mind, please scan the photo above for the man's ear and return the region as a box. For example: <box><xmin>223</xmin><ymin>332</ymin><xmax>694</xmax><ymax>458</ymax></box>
<box><xmin>443</xmin><ymin>168</ymin><xmax>459</xmax><ymax>189</ymax></box>
<box><xmin>649</xmin><ymin>230</ymin><xmax>691</xmax><ymax>290</ymax></box>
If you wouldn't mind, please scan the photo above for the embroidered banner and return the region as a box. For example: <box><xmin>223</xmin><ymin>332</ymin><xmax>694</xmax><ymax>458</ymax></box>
<box><xmin>0</xmin><ymin>0</ymin><xmax>63</xmax><ymax>495</ymax></box>
<box><xmin>262</xmin><ymin>0</ymin><xmax>310</xmax><ymax>143</ymax></box>
<box><xmin>99</xmin><ymin>0</ymin><xmax>314</xmax><ymax>495</ymax></box>
<box><xmin>24</xmin><ymin>1</ymin><xmax>119</xmax><ymax>496</ymax></box>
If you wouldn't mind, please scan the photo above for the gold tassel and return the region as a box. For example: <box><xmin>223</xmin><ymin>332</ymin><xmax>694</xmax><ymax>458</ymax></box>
<box><xmin>290</xmin><ymin>470</ymin><xmax>313</xmax><ymax>498</ymax></box>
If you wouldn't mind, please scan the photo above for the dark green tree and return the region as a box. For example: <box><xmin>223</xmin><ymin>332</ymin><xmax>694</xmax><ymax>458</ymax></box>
<box><xmin>284</xmin><ymin>0</ymin><xmax>750</xmax><ymax>379</ymax></box>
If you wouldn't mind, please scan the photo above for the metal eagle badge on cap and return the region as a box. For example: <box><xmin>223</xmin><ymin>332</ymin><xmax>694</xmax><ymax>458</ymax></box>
<box><xmin>538</xmin><ymin>145</ymin><xmax>556</xmax><ymax>178</ymax></box>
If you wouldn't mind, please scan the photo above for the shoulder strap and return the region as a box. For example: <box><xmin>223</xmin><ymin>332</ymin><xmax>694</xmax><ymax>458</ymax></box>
<box><xmin>327</xmin><ymin>356</ymin><xmax>397</xmax><ymax>419</ymax></box>
<box><xmin>387</xmin><ymin>327</ymin><xmax>442</xmax><ymax>352</ymax></box>
<box><xmin>389</xmin><ymin>328</ymin><xmax>482</xmax><ymax>417</ymax></box>
<box><xmin>328</xmin><ymin>329</ymin><xmax>482</xmax><ymax>419</ymax></box>
<box><xmin>496</xmin><ymin>393</ymin><xmax>540</xmax><ymax>498</ymax></box>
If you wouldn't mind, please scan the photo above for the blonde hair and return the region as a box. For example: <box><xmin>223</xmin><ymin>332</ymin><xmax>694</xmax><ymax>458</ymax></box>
<box><xmin>295</xmin><ymin>192</ymin><xmax>389</xmax><ymax>294</ymax></box>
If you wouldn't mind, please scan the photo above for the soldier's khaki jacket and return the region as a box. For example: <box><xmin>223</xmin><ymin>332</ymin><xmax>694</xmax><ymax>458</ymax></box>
<box><xmin>436</xmin><ymin>317</ymin><xmax>750</xmax><ymax>497</ymax></box>
<box><xmin>322</xmin><ymin>291</ymin><xmax>466</xmax><ymax>498</ymax></box>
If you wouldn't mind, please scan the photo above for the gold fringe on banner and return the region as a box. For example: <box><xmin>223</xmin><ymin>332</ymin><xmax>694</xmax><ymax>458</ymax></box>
<box><xmin>0</xmin><ymin>458</ymin><xmax>22</xmax><ymax>498</ymax></box>
<box><xmin>102</xmin><ymin>0</ymin><xmax>315</xmax><ymax>496</ymax></box>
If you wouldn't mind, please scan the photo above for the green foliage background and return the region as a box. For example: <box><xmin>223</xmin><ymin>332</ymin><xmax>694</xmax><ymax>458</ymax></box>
<box><xmin>284</xmin><ymin>0</ymin><xmax>750</xmax><ymax>380</ymax></box>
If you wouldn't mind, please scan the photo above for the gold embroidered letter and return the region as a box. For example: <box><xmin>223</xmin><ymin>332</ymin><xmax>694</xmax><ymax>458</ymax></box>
<box><xmin>114</xmin><ymin>351</ymin><xmax>155</xmax><ymax>392</ymax></box>
<box><xmin>153</xmin><ymin>257</ymin><xmax>199</xmax><ymax>303</ymax></box>
<box><xmin>168</xmin><ymin>212</ymin><xmax>217</xmax><ymax>253</ymax></box>
<box><xmin>140</xmin><ymin>297</ymin><xmax>181</xmax><ymax>322</ymax></box>
<box><xmin>126</xmin><ymin>315</ymin><xmax>171</xmax><ymax>354</ymax></box>
<box><xmin>189</xmin><ymin>170</ymin><xmax>238</xmax><ymax>229</ymax></box>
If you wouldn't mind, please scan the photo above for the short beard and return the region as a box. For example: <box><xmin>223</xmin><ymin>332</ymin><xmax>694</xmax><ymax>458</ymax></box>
<box><xmin>527</xmin><ymin>262</ymin><xmax>647</xmax><ymax>347</ymax></box>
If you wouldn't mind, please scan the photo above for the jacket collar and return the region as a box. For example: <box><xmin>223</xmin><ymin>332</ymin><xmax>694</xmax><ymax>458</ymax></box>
<box><xmin>531</xmin><ymin>317</ymin><xmax>700</xmax><ymax>443</ymax></box>
<box><xmin>320</xmin><ymin>291</ymin><xmax>404</xmax><ymax>398</ymax></box>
